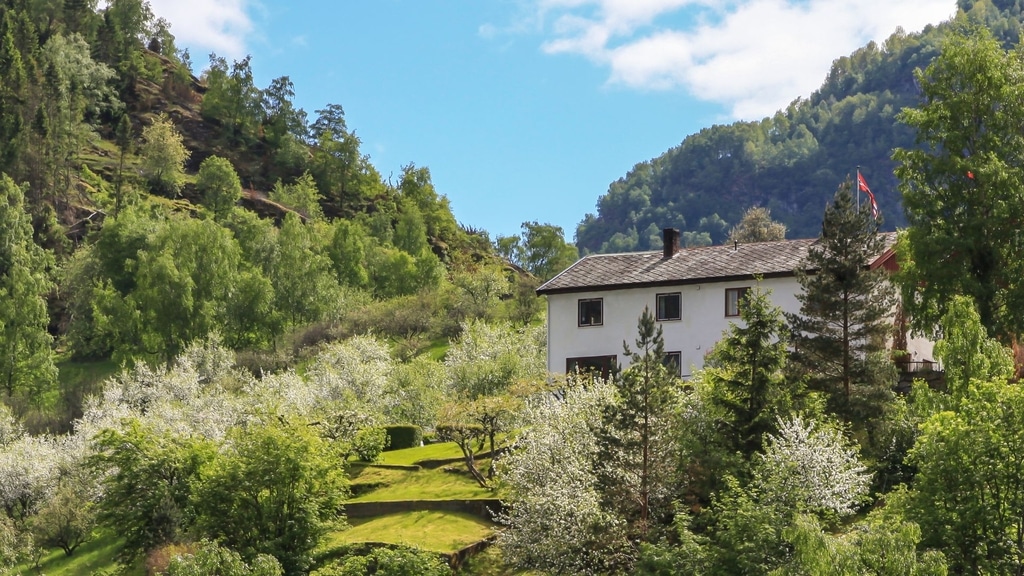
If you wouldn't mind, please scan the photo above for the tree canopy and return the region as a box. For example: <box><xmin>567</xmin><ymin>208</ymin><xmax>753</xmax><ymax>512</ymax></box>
<box><xmin>894</xmin><ymin>24</ymin><xmax>1024</xmax><ymax>341</ymax></box>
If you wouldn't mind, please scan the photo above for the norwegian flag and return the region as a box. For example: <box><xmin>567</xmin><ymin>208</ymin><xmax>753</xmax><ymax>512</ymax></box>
<box><xmin>857</xmin><ymin>173</ymin><xmax>879</xmax><ymax>219</ymax></box>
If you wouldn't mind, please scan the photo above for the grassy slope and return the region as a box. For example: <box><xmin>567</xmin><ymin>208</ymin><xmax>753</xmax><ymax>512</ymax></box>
<box><xmin>327</xmin><ymin>511</ymin><xmax>496</xmax><ymax>553</ymax></box>
<box><xmin>9</xmin><ymin>530</ymin><xmax>142</xmax><ymax>576</ymax></box>
<box><xmin>348</xmin><ymin>463</ymin><xmax>492</xmax><ymax>502</ymax></box>
<box><xmin>18</xmin><ymin>444</ymin><xmax>505</xmax><ymax>574</ymax></box>
<box><xmin>374</xmin><ymin>442</ymin><xmax>466</xmax><ymax>465</ymax></box>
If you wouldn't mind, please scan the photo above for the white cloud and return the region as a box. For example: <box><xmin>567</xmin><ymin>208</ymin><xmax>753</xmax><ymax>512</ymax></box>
<box><xmin>148</xmin><ymin>0</ymin><xmax>253</xmax><ymax>59</ymax></box>
<box><xmin>535</xmin><ymin>0</ymin><xmax>955</xmax><ymax>119</ymax></box>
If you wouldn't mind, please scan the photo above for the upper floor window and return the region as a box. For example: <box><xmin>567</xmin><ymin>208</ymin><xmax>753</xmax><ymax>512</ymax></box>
<box><xmin>725</xmin><ymin>287</ymin><xmax>750</xmax><ymax>317</ymax></box>
<box><xmin>579</xmin><ymin>298</ymin><xmax>603</xmax><ymax>327</ymax></box>
<box><xmin>656</xmin><ymin>292</ymin><xmax>681</xmax><ymax>321</ymax></box>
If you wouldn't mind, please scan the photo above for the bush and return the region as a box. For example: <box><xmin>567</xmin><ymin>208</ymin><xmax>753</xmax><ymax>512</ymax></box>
<box><xmin>311</xmin><ymin>545</ymin><xmax>451</xmax><ymax>576</ymax></box>
<box><xmin>353</xmin><ymin>426</ymin><xmax>389</xmax><ymax>462</ymax></box>
<box><xmin>384</xmin><ymin>426</ymin><xmax>423</xmax><ymax>451</ymax></box>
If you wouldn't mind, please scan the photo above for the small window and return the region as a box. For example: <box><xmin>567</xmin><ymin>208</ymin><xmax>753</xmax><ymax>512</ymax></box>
<box><xmin>725</xmin><ymin>287</ymin><xmax>750</xmax><ymax>317</ymax></box>
<box><xmin>656</xmin><ymin>292</ymin><xmax>681</xmax><ymax>321</ymax></box>
<box><xmin>663</xmin><ymin>351</ymin><xmax>682</xmax><ymax>376</ymax></box>
<box><xmin>567</xmin><ymin>355</ymin><xmax>616</xmax><ymax>380</ymax></box>
<box><xmin>578</xmin><ymin>298</ymin><xmax>603</xmax><ymax>327</ymax></box>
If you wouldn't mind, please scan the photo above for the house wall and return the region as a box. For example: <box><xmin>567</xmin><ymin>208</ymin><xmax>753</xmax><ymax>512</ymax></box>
<box><xmin>546</xmin><ymin>277</ymin><xmax>802</xmax><ymax>378</ymax></box>
<box><xmin>545</xmin><ymin>278</ymin><xmax>936</xmax><ymax>378</ymax></box>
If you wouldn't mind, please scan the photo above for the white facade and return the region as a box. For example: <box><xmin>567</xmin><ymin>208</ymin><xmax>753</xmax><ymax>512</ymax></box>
<box><xmin>545</xmin><ymin>277</ymin><xmax>935</xmax><ymax>378</ymax></box>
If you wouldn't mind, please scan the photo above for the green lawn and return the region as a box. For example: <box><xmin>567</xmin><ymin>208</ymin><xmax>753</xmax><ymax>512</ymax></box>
<box><xmin>349</xmin><ymin>463</ymin><xmax>492</xmax><ymax>502</ymax></box>
<box><xmin>375</xmin><ymin>441</ymin><xmax>467</xmax><ymax>466</ymax></box>
<box><xmin>328</xmin><ymin>511</ymin><xmax>496</xmax><ymax>553</ymax></box>
<box><xmin>9</xmin><ymin>530</ymin><xmax>142</xmax><ymax>576</ymax></box>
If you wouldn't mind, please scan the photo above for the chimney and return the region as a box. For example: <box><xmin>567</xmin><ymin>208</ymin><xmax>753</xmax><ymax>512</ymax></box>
<box><xmin>663</xmin><ymin>228</ymin><xmax>680</xmax><ymax>259</ymax></box>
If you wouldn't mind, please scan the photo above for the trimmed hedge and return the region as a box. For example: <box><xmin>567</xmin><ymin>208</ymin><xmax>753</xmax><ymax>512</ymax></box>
<box><xmin>384</xmin><ymin>425</ymin><xmax>423</xmax><ymax>451</ymax></box>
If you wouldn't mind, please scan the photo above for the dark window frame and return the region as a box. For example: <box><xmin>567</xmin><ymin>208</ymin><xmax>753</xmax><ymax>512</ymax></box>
<box><xmin>656</xmin><ymin>292</ymin><xmax>682</xmax><ymax>321</ymax></box>
<box><xmin>663</xmin><ymin>351</ymin><xmax>682</xmax><ymax>376</ymax></box>
<box><xmin>725</xmin><ymin>287</ymin><xmax>750</xmax><ymax>317</ymax></box>
<box><xmin>566</xmin><ymin>355</ymin><xmax>616</xmax><ymax>380</ymax></box>
<box><xmin>578</xmin><ymin>298</ymin><xmax>604</xmax><ymax>327</ymax></box>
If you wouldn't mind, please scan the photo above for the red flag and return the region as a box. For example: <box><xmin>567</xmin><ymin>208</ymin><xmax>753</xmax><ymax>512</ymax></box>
<box><xmin>857</xmin><ymin>173</ymin><xmax>879</xmax><ymax>219</ymax></box>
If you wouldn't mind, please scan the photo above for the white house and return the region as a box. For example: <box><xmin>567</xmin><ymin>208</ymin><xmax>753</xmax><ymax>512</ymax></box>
<box><xmin>536</xmin><ymin>228</ymin><xmax>935</xmax><ymax>379</ymax></box>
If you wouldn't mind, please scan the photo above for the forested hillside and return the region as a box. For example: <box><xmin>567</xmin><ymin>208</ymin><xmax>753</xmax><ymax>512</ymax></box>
<box><xmin>575</xmin><ymin>0</ymin><xmax>1024</xmax><ymax>253</ymax></box>
<box><xmin>0</xmin><ymin>0</ymin><xmax>574</xmax><ymax>388</ymax></box>
<box><xmin>0</xmin><ymin>1</ymin><xmax>563</xmax><ymax>572</ymax></box>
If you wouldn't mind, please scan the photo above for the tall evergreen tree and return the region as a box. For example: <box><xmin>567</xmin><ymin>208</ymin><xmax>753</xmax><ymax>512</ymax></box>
<box><xmin>597</xmin><ymin>306</ymin><xmax>678</xmax><ymax>543</ymax></box>
<box><xmin>0</xmin><ymin>174</ymin><xmax>56</xmax><ymax>398</ymax></box>
<box><xmin>113</xmin><ymin>112</ymin><xmax>132</xmax><ymax>216</ymax></box>
<box><xmin>786</xmin><ymin>181</ymin><xmax>896</xmax><ymax>423</ymax></box>
<box><xmin>705</xmin><ymin>286</ymin><xmax>797</xmax><ymax>458</ymax></box>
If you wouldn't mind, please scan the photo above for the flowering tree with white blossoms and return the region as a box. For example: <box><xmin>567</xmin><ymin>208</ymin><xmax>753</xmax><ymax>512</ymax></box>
<box><xmin>444</xmin><ymin>320</ymin><xmax>545</xmax><ymax>399</ymax></box>
<box><xmin>754</xmin><ymin>415</ymin><xmax>871</xmax><ymax>516</ymax></box>
<box><xmin>75</xmin><ymin>336</ymin><xmax>249</xmax><ymax>443</ymax></box>
<box><xmin>0</xmin><ymin>434</ymin><xmax>60</xmax><ymax>524</ymax></box>
<box><xmin>302</xmin><ymin>334</ymin><xmax>396</xmax><ymax>421</ymax></box>
<box><xmin>497</xmin><ymin>378</ymin><xmax>628</xmax><ymax>574</ymax></box>
<box><xmin>708</xmin><ymin>414</ymin><xmax>872</xmax><ymax>574</ymax></box>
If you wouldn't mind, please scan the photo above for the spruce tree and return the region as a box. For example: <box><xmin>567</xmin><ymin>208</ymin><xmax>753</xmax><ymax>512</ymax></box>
<box><xmin>0</xmin><ymin>174</ymin><xmax>56</xmax><ymax>398</ymax></box>
<box><xmin>786</xmin><ymin>180</ymin><xmax>896</xmax><ymax>423</ymax></box>
<box><xmin>706</xmin><ymin>286</ymin><xmax>796</xmax><ymax>458</ymax></box>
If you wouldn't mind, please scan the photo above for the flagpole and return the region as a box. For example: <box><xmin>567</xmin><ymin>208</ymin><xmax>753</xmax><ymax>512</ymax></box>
<box><xmin>855</xmin><ymin>166</ymin><xmax>860</xmax><ymax>212</ymax></box>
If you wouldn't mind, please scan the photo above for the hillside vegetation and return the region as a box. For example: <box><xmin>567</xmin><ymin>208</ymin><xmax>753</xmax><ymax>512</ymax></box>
<box><xmin>0</xmin><ymin>2</ymin><xmax>552</xmax><ymax>571</ymax></box>
<box><xmin>6</xmin><ymin>1</ymin><xmax>1024</xmax><ymax>575</ymax></box>
<box><xmin>575</xmin><ymin>0</ymin><xmax>1024</xmax><ymax>252</ymax></box>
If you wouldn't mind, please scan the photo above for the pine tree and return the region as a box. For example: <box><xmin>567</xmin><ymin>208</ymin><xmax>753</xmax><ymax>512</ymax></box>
<box><xmin>786</xmin><ymin>180</ymin><xmax>896</xmax><ymax>423</ymax></box>
<box><xmin>597</xmin><ymin>306</ymin><xmax>678</xmax><ymax>542</ymax></box>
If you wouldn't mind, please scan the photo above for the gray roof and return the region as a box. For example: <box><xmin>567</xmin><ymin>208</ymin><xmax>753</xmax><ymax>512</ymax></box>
<box><xmin>537</xmin><ymin>233</ymin><xmax>897</xmax><ymax>295</ymax></box>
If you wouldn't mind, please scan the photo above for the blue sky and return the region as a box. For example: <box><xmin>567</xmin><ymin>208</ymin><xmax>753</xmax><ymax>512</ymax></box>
<box><xmin>148</xmin><ymin>0</ymin><xmax>955</xmax><ymax>241</ymax></box>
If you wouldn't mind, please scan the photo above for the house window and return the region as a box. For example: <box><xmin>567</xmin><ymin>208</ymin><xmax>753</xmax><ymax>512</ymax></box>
<box><xmin>663</xmin><ymin>351</ymin><xmax>682</xmax><ymax>376</ymax></box>
<box><xmin>578</xmin><ymin>298</ymin><xmax>603</xmax><ymax>327</ymax></box>
<box><xmin>656</xmin><ymin>292</ymin><xmax>681</xmax><ymax>321</ymax></box>
<box><xmin>725</xmin><ymin>287</ymin><xmax>750</xmax><ymax>317</ymax></box>
<box><xmin>567</xmin><ymin>355</ymin><xmax>616</xmax><ymax>380</ymax></box>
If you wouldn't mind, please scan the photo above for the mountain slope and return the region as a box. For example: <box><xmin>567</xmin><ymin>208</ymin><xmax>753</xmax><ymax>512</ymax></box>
<box><xmin>575</xmin><ymin>0</ymin><xmax>1023</xmax><ymax>254</ymax></box>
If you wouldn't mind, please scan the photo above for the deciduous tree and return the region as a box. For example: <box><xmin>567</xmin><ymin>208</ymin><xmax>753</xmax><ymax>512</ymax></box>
<box><xmin>728</xmin><ymin>206</ymin><xmax>786</xmax><ymax>244</ymax></box>
<box><xmin>165</xmin><ymin>540</ymin><xmax>282</xmax><ymax>576</ymax></box>
<box><xmin>194</xmin><ymin>418</ymin><xmax>348</xmax><ymax>576</ymax></box>
<box><xmin>894</xmin><ymin>25</ymin><xmax>1024</xmax><ymax>341</ymax></box>
<box><xmin>139</xmin><ymin>114</ymin><xmax>189</xmax><ymax>196</ymax></box>
<box><xmin>91</xmin><ymin>420</ymin><xmax>215</xmax><ymax>564</ymax></box>
<box><xmin>497</xmin><ymin>378</ymin><xmax>626</xmax><ymax>574</ymax></box>
<box><xmin>270</xmin><ymin>214</ymin><xmax>340</xmax><ymax>326</ymax></box>
<box><xmin>495</xmin><ymin>221</ymin><xmax>578</xmax><ymax>281</ymax></box>
<box><xmin>196</xmin><ymin>155</ymin><xmax>242</xmax><ymax>220</ymax></box>
<box><xmin>269</xmin><ymin>171</ymin><xmax>322</xmax><ymax>220</ymax></box>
